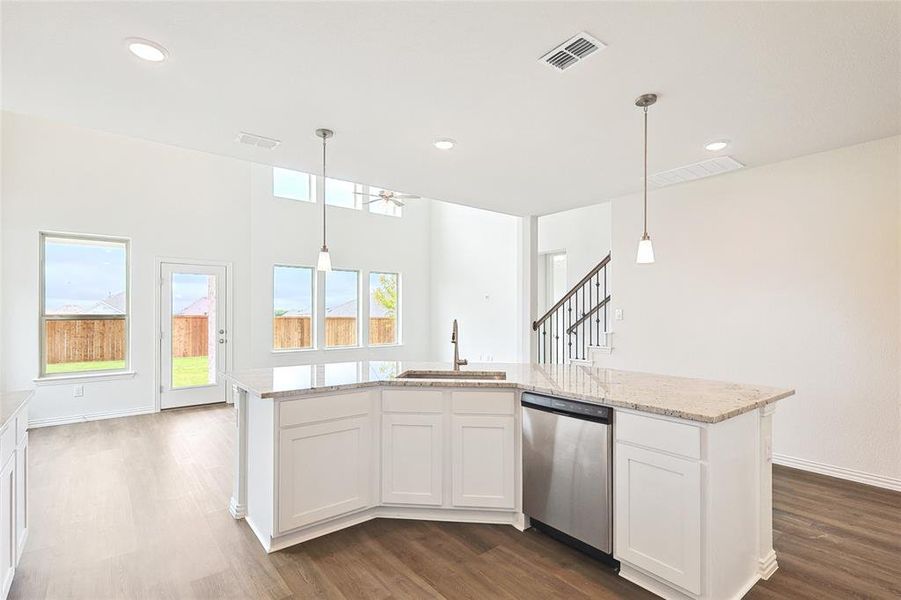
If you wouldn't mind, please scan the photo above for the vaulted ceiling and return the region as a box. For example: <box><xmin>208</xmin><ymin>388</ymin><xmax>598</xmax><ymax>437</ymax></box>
<box><xmin>3</xmin><ymin>2</ymin><xmax>899</xmax><ymax>216</ymax></box>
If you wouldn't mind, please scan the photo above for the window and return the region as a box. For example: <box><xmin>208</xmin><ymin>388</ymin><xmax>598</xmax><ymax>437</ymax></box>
<box><xmin>369</xmin><ymin>272</ymin><xmax>399</xmax><ymax>345</ymax></box>
<box><xmin>40</xmin><ymin>233</ymin><xmax>129</xmax><ymax>376</ymax></box>
<box><xmin>367</xmin><ymin>187</ymin><xmax>403</xmax><ymax>217</ymax></box>
<box><xmin>273</xmin><ymin>265</ymin><xmax>314</xmax><ymax>350</ymax></box>
<box><xmin>325</xmin><ymin>177</ymin><xmax>358</xmax><ymax>209</ymax></box>
<box><xmin>273</xmin><ymin>167</ymin><xmax>313</xmax><ymax>202</ymax></box>
<box><xmin>325</xmin><ymin>269</ymin><xmax>359</xmax><ymax>347</ymax></box>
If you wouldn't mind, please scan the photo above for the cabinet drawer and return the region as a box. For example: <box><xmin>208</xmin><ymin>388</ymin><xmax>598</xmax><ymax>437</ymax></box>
<box><xmin>382</xmin><ymin>390</ymin><xmax>444</xmax><ymax>413</ymax></box>
<box><xmin>451</xmin><ymin>391</ymin><xmax>514</xmax><ymax>415</ymax></box>
<box><xmin>15</xmin><ymin>405</ymin><xmax>28</xmax><ymax>446</ymax></box>
<box><xmin>616</xmin><ymin>411</ymin><xmax>701</xmax><ymax>460</ymax></box>
<box><xmin>280</xmin><ymin>392</ymin><xmax>371</xmax><ymax>428</ymax></box>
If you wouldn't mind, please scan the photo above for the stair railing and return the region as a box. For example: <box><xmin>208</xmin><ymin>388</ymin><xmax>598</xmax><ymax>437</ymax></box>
<box><xmin>533</xmin><ymin>252</ymin><xmax>611</xmax><ymax>364</ymax></box>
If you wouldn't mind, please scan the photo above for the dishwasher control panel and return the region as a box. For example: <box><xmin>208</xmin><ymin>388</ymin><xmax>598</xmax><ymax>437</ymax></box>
<box><xmin>521</xmin><ymin>392</ymin><xmax>611</xmax><ymax>421</ymax></box>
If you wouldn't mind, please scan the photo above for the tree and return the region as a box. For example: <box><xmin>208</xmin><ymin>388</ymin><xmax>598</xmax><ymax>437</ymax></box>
<box><xmin>372</xmin><ymin>274</ymin><xmax>397</xmax><ymax>317</ymax></box>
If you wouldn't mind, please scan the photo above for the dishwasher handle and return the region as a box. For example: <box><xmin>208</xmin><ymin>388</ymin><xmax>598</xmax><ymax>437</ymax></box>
<box><xmin>522</xmin><ymin>393</ymin><xmax>611</xmax><ymax>425</ymax></box>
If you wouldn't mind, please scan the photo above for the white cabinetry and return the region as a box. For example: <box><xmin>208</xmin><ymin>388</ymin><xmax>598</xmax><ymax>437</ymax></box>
<box><xmin>450</xmin><ymin>391</ymin><xmax>515</xmax><ymax>510</ymax></box>
<box><xmin>381</xmin><ymin>414</ymin><xmax>443</xmax><ymax>505</ymax></box>
<box><xmin>451</xmin><ymin>415</ymin><xmax>515</xmax><ymax>509</ymax></box>
<box><xmin>277</xmin><ymin>393</ymin><xmax>374</xmax><ymax>533</ymax></box>
<box><xmin>0</xmin><ymin>457</ymin><xmax>13</xmax><ymax>599</ymax></box>
<box><xmin>615</xmin><ymin>443</ymin><xmax>701</xmax><ymax>594</ymax></box>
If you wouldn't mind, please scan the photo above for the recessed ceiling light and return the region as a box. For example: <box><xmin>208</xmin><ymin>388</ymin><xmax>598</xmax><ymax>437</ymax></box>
<box><xmin>704</xmin><ymin>140</ymin><xmax>729</xmax><ymax>152</ymax></box>
<box><xmin>433</xmin><ymin>138</ymin><xmax>455</xmax><ymax>150</ymax></box>
<box><xmin>126</xmin><ymin>38</ymin><xmax>168</xmax><ymax>62</ymax></box>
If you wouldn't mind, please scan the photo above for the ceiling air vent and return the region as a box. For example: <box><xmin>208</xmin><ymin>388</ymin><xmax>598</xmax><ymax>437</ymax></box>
<box><xmin>539</xmin><ymin>32</ymin><xmax>606</xmax><ymax>71</ymax></box>
<box><xmin>236</xmin><ymin>131</ymin><xmax>281</xmax><ymax>150</ymax></box>
<box><xmin>650</xmin><ymin>156</ymin><xmax>744</xmax><ymax>187</ymax></box>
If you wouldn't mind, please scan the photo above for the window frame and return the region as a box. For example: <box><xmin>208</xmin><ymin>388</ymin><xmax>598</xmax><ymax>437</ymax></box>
<box><xmin>368</xmin><ymin>271</ymin><xmax>401</xmax><ymax>347</ymax></box>
<box><xmin>272</xmin><ymin>263</ymin><xmax>317</xmax><ymax>352</ymax></box>
<box><xmin>38</xmin><ymin>231</ymin><xmax>131</xmax><ymax>379</ymax></box>
<box><xmin>323</xmin><ymin>177</ymin><xmax>363</xmax><ymax>210</ymax></box>
<box><xmin>324</xmin><ymin>268</ymin><xmax>361</xmax><ymax>349</ymax></box>
<box><xmin>273</xmin><ymin>167</ymin><xmax>314</xmax><ymax>203</ymax></box>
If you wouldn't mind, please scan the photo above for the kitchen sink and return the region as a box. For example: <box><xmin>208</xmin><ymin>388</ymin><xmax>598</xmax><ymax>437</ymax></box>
<box><xmin>396</xmin><ymin>369</ymin><xmax>507</xmax><ymax>381</ymax></box>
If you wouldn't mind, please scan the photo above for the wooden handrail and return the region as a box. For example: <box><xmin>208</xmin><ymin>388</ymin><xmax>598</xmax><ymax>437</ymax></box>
<box><xmin>566</xmin><ymin>295</ymin><xmax>611</xmax><ymax>335</ymax></box>
<box><xmin>532</xmin><ymin>252</ymin><xmax>611</xmax><ymax>330</ymax></box>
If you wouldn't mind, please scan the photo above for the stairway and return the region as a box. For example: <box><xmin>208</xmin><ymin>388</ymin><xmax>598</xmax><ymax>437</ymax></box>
<box><xmin>533</xmin><ymin>252</ymin><xmax>612</xmax><ymax>364</ymax></box>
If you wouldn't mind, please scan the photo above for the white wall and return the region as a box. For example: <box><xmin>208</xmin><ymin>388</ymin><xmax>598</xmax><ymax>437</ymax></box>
<box><xmin>602</xmin><ymin>136</ymin><xmax>901</xmax><ymax>485</ymax></box>
<box><xmin>0</xmin><ymin>112</ymin><xmax>442</xmax><ymax>424</ymax></box>
<box><xmin>429</xmin><ymin>201</ymin><xmax>520</xmax><ymax>363</ymax></box>
<box><xmin>1</xmin><ymin>111</ymin><xmax>254</xmax><ymax>424</ymax></box>
<box><xmin>538</xmin><ymin>202</ymin><xmax>612</xmax><ymax>292</ymax></box>
<box><xmin>248</xmin><ymin>163</ymin><xmax>432</xmax><ymax>367</ymax></box>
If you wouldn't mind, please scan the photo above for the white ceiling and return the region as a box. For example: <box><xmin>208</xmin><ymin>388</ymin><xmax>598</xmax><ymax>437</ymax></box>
<box><xmin>3</xmin><ymin>2</ymin><xmax>899</xmax><ymax>216</ymax></box>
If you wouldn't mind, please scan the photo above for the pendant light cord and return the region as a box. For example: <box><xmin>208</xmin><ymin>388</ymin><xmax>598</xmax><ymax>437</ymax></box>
<box><xmin>321</xmin><ymin>134</ymin><xmax>327</xmax><ymax>249</ymax></box>
<box><xmin>643</xmin><ymin>105</ymin><xmax>648</xmax><ymax>238</ymax></box>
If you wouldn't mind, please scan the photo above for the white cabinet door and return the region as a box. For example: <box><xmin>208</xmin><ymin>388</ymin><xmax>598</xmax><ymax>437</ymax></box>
<box><xmin>382</xmin><ymin>414</ymin><xmax>443</xmax><ymax>505</ymax></box>
<box><xmin>14</xmin><ymin>434</ymin><xmax>27</xmax><ymax>560</ymax></box>
<box><xmin>277</xmin><ymin>415</ymin><xmax>372</xmax><ymax>533</ymax></box>
<box><xmin>0</xmin><ymin>457</ymin><xmax>14</xmax><ymax>598</ymax></box>
<box><xmin>451</xmin><ymin>416</ymin><xmax>514</xmax><ymax>509</ymax></box>
<box><xmin>615</xmin><ymin>443</ymin><xmax>701</xmax><ymax>594</ymax></box>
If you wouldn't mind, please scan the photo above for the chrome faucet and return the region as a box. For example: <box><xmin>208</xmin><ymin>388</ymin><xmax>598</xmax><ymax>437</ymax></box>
<box><xmin>451</xmin><ymin>319</ymin><xmax>468</xmax><ymax>371</ymax></box>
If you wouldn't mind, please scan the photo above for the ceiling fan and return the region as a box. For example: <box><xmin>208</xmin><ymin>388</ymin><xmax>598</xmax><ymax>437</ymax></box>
<box><xmin>354</xmin><ymin>189</ymin><xmax>420</xmax><ymax>207</ymax></box>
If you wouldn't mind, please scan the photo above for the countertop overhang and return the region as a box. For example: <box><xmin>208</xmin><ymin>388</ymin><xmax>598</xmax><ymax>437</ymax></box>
<box><xmin>226</xmin><ymin>362</ymin><xmax>794</xmax><ymax>424</ymax></box>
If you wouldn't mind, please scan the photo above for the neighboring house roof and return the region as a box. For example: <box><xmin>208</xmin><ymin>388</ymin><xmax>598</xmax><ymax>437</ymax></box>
<box><xmin>52</xmin><ymin>291</ymin><xmax>126</xmax><ymax>315</ymax></box>
<box><xmin>179</xmin><ymin>296</ymin><xmax>211</xmax><ymax>316</ymax></box>
<box><xmin>279</xmin><ymin>308</ymin><xmax>312</xmax><ymax>317</ymax></box>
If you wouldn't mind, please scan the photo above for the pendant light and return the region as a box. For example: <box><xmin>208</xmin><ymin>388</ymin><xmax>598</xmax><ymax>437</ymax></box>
<box><xmin>315</xmin><ymin>128</ymin><xmax>334</xmax><ymax>272</ymax></box>
<box><xmin>635</xmin><ymin>93</ymin><xmax>657</xmax><ymax>264</ymax></box>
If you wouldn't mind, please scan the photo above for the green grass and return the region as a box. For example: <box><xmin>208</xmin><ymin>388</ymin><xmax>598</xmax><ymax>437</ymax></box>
<box><xmin>171</xmin><ymin>355</ymin><xmax>210</xmax><ymax>388</ymax></box>
<box><xmin>46</xmin><ymin>356</ymin><xmax>210</xmax><ymax>388</ymax></box>
<box><xmin>46</xmin><ymin>359</ymin><xmax>126</xmax><ymax>374</ymax></box>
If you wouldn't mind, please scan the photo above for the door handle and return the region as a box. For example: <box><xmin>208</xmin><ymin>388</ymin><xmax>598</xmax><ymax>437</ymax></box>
<box><xmin>219</xmin><ymin>339</ymin><xmax>225</xmax><ymax>344</ymax></box>
<box><xmin>219</xmin><ymin>329</ymin><xmax>225</xmax><ymax>335</ymax></box>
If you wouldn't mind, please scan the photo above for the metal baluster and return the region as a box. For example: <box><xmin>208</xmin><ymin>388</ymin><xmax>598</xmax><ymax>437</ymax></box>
<box><xmin>567</xmin><ymin>299</ymin><xmax>572</xmax><ymax>362</ymax></box>
<box><xmin>596</xmin><ymin>273</ymin><xmax>601</xmax><ymax>345</ymax></box>
<box><xmin>588</xmin><ymin>276</ymin><xmax>593</xmax><ymax>348</ymax></box>
<box><xmin>582</xmin><ymin>283</ymin><xmax>586</xmax><ymax>360</ymax></box>
<box><xmin>603</xmin><ymin>267</ymin><xmax>608</xmax><ymax>345</ymax></box>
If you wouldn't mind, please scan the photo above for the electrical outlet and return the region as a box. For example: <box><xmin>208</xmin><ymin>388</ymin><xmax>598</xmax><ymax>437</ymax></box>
<box><xmin>614</xmin><ymin>308</ymin><xmax>624</xmax><ymax>321</ymax></box>
<box><xmin>73</xmin><ymin>384</ymin><xmax>84</xmax><ymax>397</ymax></box>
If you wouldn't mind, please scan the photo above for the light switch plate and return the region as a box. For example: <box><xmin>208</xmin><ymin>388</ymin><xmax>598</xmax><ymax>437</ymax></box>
<box><xmin>73</xmin><ymin>384</ymin><xmax>84</xmax><ymax>397</ymax></box>
<box><xmin>614</xmin><ymin>308</ymin><xmax>624</xmax><ymax>321</ymax></box>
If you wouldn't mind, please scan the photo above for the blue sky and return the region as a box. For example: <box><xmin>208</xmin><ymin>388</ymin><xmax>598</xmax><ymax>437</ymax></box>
<box><xmin>44</xmin><ymin>239</ymin><xmax>126</xmax><ymax>312</ymax></box>
<box><xmin>172</xmin><ymin>273</ymin><xmax>211</xmax><ymax>314</ymax></box>
<box><xmin>273</xmin><ymin>267</ymin><xmax>358</xmax><ymax>315</ymax></box>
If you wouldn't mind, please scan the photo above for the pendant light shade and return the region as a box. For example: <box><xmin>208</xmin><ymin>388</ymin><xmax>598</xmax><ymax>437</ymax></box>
<box><xmin>635</xmin><ymin>93</ymin><xmax>657</xmax><ymax>265</ymax></box>
<box><xmin>317</xmin><ymin>247</ymin><xmax>332</xmax><ymax>271</ymax></box>
<box><xmin>315</xmin><ymin>128</ymin><xmax>334</xmax><ymax>272</ymax></box>
<box><xmin>636</xmin><ymin>235</ymin><xmax>655</xmax><ymax>264</ymax></box>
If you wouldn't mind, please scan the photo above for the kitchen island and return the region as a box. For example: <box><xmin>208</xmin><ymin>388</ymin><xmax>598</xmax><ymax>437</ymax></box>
<box><xmin>226</xmin><ymin>361</ymin><xmax>793</xmax><ymax>600</ymax></box>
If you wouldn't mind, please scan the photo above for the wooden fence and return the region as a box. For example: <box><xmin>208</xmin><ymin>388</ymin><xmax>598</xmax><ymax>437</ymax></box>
<box><xmin>46</xmin><ymin>315</ymin><xmax>398</xmax><ymax>364</ymax></box>
<box><xmin>273</xmin><ymin>316</ymin><xmax>396</xmax><ymax>349</ymax></box>
<box><xmin>45</xmin><ymin>318</ymin><xmax>126</xmax><ymax>364</ymax></box>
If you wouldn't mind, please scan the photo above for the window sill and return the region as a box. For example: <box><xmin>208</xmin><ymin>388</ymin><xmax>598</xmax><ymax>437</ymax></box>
<box><xmin>34</xmin><ymin>371</ymin><xmax>137</xmax><ymax>386</ymax></box>
<box><xmin>369</xmin><ymin>343</ymin><xmax>403</xmax><ymax>348</ymax></box>
<box><xmin>271</xmin><ymin>348</ymin><xmax>317</xmax><ymax>354</ymax></box>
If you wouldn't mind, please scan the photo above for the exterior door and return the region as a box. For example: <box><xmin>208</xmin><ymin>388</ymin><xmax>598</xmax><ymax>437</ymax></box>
<box><xmin>160</xmin><ymin>263</ymin><xmax>227</xmax><ymax>409</ymax></box>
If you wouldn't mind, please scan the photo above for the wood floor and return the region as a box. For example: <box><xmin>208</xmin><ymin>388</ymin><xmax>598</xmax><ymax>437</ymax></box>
<box><xmin>10</xmin><ymin>404</ymin><xmax>901</xmax><ymax>599</ymax></box>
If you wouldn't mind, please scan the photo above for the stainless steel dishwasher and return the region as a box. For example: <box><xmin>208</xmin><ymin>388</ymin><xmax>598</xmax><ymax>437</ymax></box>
<box><xmin>522</xmin><ymin>392</ymin><xmax>615</xmax><ymax>563</ymax></box>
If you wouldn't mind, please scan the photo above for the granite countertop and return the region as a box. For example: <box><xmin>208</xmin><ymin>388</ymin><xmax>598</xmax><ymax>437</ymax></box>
<box><xmin>0</xmin><ymin>390</ymin><xmax>33</xmax><ymax>427</ymax></box>
<box><xmin>226</xmin><ymin>362</ymin><xmax>794</xmax><ymax>424</ymax></box>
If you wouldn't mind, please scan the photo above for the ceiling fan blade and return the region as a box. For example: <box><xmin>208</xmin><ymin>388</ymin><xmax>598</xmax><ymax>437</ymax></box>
<box><xmin>353</xmin><ymin>191</ymin><xmax>380</xmax><ymax>197</ymax></box>
<box><xmin>393</xmin><ymin>194</ymin><xmax>420</xmax><ymax>199</ymax></box>
<box><xmin>393</xmin><ymin>199</ymin><xmax>406</xmax><ymax>207</ymax></box>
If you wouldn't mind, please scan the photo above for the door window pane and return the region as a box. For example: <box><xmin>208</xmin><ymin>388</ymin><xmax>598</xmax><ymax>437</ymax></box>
<box><xmin>273</xmin><ymin>167</ymin><xmax>312</xmax><ymax>202</ymax></box>
<box><xmin>170</xmin><ymin>273</ymin><xmax>217</xmax><ymax>388</ymax></box>
<box><xmin>41</xmin><ymin>235</ymin><xmax>128</xmax><ymax>375</ymax></box>
<box><xmin>325</xmin><ymin>270</ymin><xmax>359</xmax><ymax>347</ymax></box>
<box><xmin>369</xmin><ymin>272</ymin><xmax>398</xmax><ymax>345</ymax></box>
<box><xmin>273</xmin><ymin>265</ymin><xmax>314</xmax><ymax>350</ymax></box>
<box><xmin>325</xmin><ymin>178</ymin><xmax>358</xmax><ymax>209</ymax></box>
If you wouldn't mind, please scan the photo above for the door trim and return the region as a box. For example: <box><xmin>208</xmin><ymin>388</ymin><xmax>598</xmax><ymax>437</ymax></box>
<box><xmin>154</xmin><ymin>257</ymin><xmax>234</xmax><ymax>413</ymax></box>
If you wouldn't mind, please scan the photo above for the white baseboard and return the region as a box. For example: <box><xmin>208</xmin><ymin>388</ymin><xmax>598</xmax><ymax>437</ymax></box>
<box><xmin>773</xmin><ymin>453</ymin><xmax>901</xmax><ymax>492</ymax></box>
<box><xmin>29</xmin><ymin>406</ymin><xmax>156</xmax><ymax>428</ymax></box>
